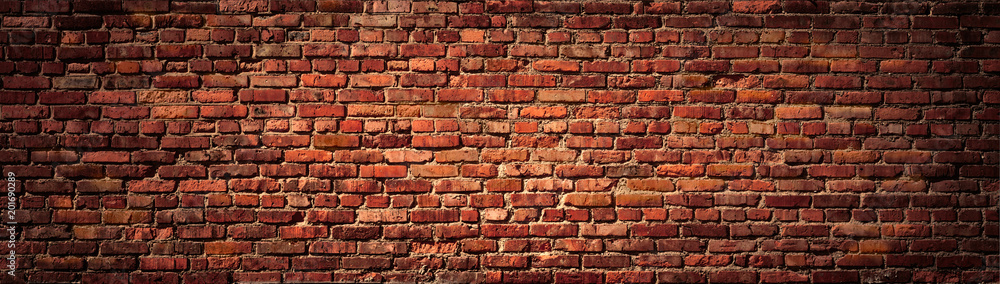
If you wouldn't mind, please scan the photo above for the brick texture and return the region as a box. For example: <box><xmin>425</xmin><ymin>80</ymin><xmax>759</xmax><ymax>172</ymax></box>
<box><xmin>1</xmin><ymin>0</ymin><xmax>999</xmax><ymax>283</ymax></box>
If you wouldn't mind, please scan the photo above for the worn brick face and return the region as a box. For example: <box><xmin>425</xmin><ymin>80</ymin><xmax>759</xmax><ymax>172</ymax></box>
<box><xmin>0</xmin><ymin>0</ymin><xmax>997</xmax><ymax>283</ymax></box>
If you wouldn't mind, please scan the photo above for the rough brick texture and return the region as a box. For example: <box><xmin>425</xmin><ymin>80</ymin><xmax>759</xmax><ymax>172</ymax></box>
<box><xmin>1</xmin><ymin>0</ymin><xmax>999</xmax><ymax>283</ymax></box>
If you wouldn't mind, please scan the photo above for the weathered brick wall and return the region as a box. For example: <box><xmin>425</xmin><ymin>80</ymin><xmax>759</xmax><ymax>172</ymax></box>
<box><xmin>1</xmin><ymin>0</ymin><xmax>998</xmax><ymax>283</ymax></box>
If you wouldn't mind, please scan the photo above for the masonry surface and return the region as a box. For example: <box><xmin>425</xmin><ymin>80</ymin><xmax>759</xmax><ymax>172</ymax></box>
<box><xmin>0</xmin><ymin>0</ymin><xmax>998</xmax><ymax>283</ymax></box>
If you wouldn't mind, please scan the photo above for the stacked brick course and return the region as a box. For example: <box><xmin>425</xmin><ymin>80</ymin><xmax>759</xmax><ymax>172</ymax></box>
<box><xmin>0</xmin><ymin>0</ymin><xmax>998</xmax><ymax>283</ymax></box>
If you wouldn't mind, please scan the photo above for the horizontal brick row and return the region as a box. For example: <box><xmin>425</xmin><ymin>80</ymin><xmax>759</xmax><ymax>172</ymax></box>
<box><xmin>4</xmin><ymin>45</ymin><xmax>1000</xmax><ymax>60</ymax></box>
<box><xmin>5</xmin><ymin>90</ymin><xmax>1000</xmax><ymax>104</ymax></box>
<box><xmin>7</xmin><ymin>148</ymin><xmax>997</xmax><ymax>163</ymax></box>
<box><xmin>2</xmin><ymin>106</ymin><xmax>996</xmax><ymax>124</ymax></box>
<box><xmin>9</xmin><ymin>183</ymin><xmax>999</xmax><ymax>206</ymax></box>
<box><xmin>4</xmin><ymin>163</ymin><xmax>999</xmax><ymax>180</ymax></box>
<box><xmin>3</xmin><ymin>75</ymin><xmax>1000</xmax><ymax>91</ymax></box>
<box><xmin>27</xmin><ymin>269</ymin><xmax>1000</xmax><ymax>284</ymax></box>
<box><xmin>1</xmin><ymin>0</ymin><xmax>1000</xmax><ymax>15</ymax></box>
<box><xmin>6</xmin><ymin>12</ymin><xmax>1000</xmax><ymax>28</ymax></box>
<box><xmin>25</xmin><ymin>225</ymin><xmax>997</xmax><ymax>243</ymax></box>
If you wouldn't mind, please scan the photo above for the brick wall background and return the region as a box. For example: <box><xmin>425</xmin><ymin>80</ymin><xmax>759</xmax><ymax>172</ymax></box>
<box><xmin>0</xmin><ymin>0</ymin><xmax>998</xmax><ymax>283</ymax></box>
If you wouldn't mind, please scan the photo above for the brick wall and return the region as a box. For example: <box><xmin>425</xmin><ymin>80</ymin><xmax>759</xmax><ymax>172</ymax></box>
<box><xmin>1</xmin><ymin>0</ymin><xmax>998</xmax><ymax>283</ymax></box>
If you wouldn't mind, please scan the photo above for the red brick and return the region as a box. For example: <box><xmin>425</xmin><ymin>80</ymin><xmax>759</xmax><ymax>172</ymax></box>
<box><xmin>412</xmin><ymin>135</ymin><xmax>460</xmax><ymax>148</ymax></box>
<box><xmin>625</xmin><ymin>179</ymin><xmax>674</xmax><ymax>192</ymax></box>
<box><xmin>533</xmin><ymin>60</ymin><xmax>580</xmax><ymax>72</ymax></box>
<box><xmin>358</xmin><ymin>165</ymin><xmax>407</xmax><ymax>178</ymax></box>
<box><xmin>561</xmin><ymin>75</ymin><xmax>607</xmax><ymax>88</ymax></box>
<box><xmin>489</xmin><ymin>90</ymin><xmax>534</xmax><ymax>103</ymax></box>
<box><xmin>314</xmin><ymin>135</ymin><xmax>359</xmax><ymax>148</ymax></box>
<box><xmin>563</xmin><ymin>193</ymin><xmax>611</xmax><ymax>207</ymax></box>
<box><xmin>582</xmin><ymin>255</ymin><xmax>630</xmax><ymax>268</ymax></box>
<box><xmin>508</xmin><ymin>74</ymin><xmax>556</xmax><ymax>87</ymax></box>
<box><xmin>811</xmin><ymin>45</ymin><xmax>857</xmax><ymax>58</ymax></box>
<box><xmin>684</xmin><ymin>60</ymin><xmax>730</xmax><ymax>72</ymax></box>
<box><xmin>409</xmin><ymin>165</ymin><xmax>456</xmax><ymax>178</ymax></box>
<box><xmin>127</xmin><ymin>180</ymin><xmax>176</xmax><ymax>193</ymax></box>
<box><xmin>554</xmin><ymin>165</ymin><xmax>603</xmax><ymax>178</ymax></box>
<box><xmin>733</xmin><ymin>0</ymin><xmax>781</xmax><ymax>13</ymax></box>
<box><xmin>437</xmin><ymin>89</ymin><xmax>483</xmax><ymax>102</ymax></box>
<box><xmin>812</xmin><ymin>271</ymin><xmax>859</xmax><ymax>283</ymax></box>
<box><xmin>775</xmin><ymin>107</ymin><xmax>822</xmax><ymax>119</ymax></box>
<box><xmin>676</xmin><ymin>180</ymin><xmax>725</xmax><ymax>192</ymax></box>
<box><xmin>714</xmin><ymin>46</ymin><xmax>759</xmax><ymax>58</ymax></box>
<box><xmin>301</xmin><ymin>74</ymin><xmax>347</xmax><ymax>87</ymax></box>
<box><xmin>348</xmin><ymin>74</ymin><xmax>395</xmax><ymax>87</ymax></box>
